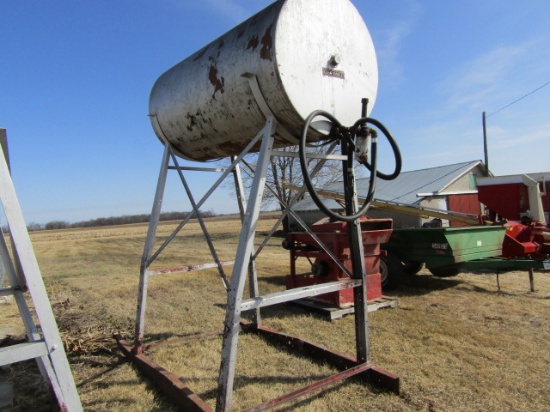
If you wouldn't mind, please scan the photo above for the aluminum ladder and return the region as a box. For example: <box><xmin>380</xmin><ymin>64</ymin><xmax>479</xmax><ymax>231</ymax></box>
<box><xmin>0</xmin><ymin>134</ymin><xmax>82</xmax><ymax>411</ymax></box>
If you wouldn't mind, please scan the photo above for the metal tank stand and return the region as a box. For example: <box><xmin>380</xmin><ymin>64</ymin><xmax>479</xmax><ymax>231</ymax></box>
<box><xmin>118</xmin><ymin>79</ymin><xmax>399</xmax><ymax>411</ymax></box>
<box><xmin>130</xmin><ymin>112</ymin><xmax>277</xmax><ymax>354</ymax></box>
<box><xmin>216</xmin><ymin>120</ymin><xmax>400</xmax><ymax>411</ymax></box>
<box><xmin>117</xmin><ymin>115</ymin><xmax>279</xmax><ymax>411</ymax></box>
<box><xmin>0</xmin><ymin>140</ymin><xmax>82</xmax><ymax>411</ymax></box>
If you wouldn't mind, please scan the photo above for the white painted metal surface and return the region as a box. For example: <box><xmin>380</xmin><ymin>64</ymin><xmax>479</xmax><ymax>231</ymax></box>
<box><xmin>477</xmin><ymin>172</ymin><xmax>550</xmax><ymax>186</ymax></box>
<box><xmin>240</xmin><ymin>279</ymin><xmax>362</xmax><ymax>311</ymax></box>
<box><xmin>522</xmin><ymin>174</ymin><xmax>547</xmax><ymax>224</ymax></box>
<box><xmin>217</xmin><ymin>118</ymin><xmax>277</xmax><ymax>411</ymax></box>
<box><xmin>0</xmin><ymin>147</ymin><xmax>82</xmax><ymax>411</ymax></box>
<box><xmin>0</xmin><ymin>341</ymin><xmax>49</xmax><ymax>365</ymax></box>
<box><xmin>149</xmin><ymin>0</ymin><xmax>378</xmax><ymax>161</ymax></box>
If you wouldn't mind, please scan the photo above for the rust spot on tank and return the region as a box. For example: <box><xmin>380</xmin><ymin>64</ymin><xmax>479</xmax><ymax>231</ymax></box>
<box><xmin>260</xmin><ymin>25</ymin><xmax>273</xmax><ymax>61</ymax></box>
<box><xmin>248</xmin><ymin>14</ymin><xmax>259</xmax><ymax>27</ymax></box>
<box><xmin>199</xmin><ymin>112</ymin><xmax>209</xmax><ymax>124</ymax></box>
<box><xmin>186</xmin><ymin>113</ymin><xmax>198</xmax><ymax>132</ymax></box>
<box><xmin>218</xmin><ymin>141</ymin><xmax>244</xmax><ymax>157</ymax></box>
<box><xmin>208</xmin><ymin>65</ymin><xmax>225</xmax><ymax>100</ymax></box>
<box><xmin>193</xmin><ymin>47</ymin><xmax>207</xmax><ymax>61</ymax></box>
<box><xmin>247</xmin><ymin>34</ymin><xmax>259</xmax><ymax>50</ymax></box>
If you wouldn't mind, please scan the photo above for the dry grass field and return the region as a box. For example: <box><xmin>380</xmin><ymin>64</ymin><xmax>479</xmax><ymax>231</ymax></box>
<box><xmin>1</xmin><ymin>216</ymin><xmax>549</xmax><ymax>411</ymax></box>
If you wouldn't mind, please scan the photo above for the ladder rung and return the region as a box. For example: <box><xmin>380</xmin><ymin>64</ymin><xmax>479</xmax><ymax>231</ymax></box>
<box><xmin>240</xmin><ymin>279</ymin><xmax>362</xmax><ymax>311</ymax></box>
<box><xmin>0</xmin><ymin>287</ymin><xmax>19</xmax><ymax>297</ymax></box>
<box><xmin>0</xmin><ymin>341</ymin><xmax>49</xmax><ymax>366</ymax></box>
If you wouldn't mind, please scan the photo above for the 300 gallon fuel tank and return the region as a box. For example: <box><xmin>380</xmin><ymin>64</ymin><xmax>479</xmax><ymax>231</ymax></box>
<box><xmin>149</xmin><ymin>0</ymin><xmax>378</xmax><ymax>161</ymax></box>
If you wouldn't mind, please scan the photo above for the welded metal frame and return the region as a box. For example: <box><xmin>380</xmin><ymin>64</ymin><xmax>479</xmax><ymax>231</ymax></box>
<box><xmin>134</xmin><ymin>115</ymin><xmax>270</xmax><ymax>349</ymax></box>
<box><xmin>123</xmin><ymin>77</ymin><xmax>399</xmax><ymax>411</ymax></box>
<box><xmin>216</xmin><ymin>118</ymin><xmax>277</xmax><ymax>409</ymax></box>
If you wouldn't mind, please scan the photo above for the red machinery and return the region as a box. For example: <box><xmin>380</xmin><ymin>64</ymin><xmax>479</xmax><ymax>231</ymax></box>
<box><xmin>477</xmin><ymin>173</ymin><xmax>550</xmax><ymax>223</ymax></box>
<box><xmin>285</xmin><ymin>172</ymin><xmax>550</xmax><ymax>295</ymax></box>
<box><xmin>477</xmin><ymin>173</ymin><xmax>550</xmax><ymax>258</ymax></box>
<box><xmin>285</xmin><ymin>218</ymin><xmax>393</xmax><ymax>308</ymax></box>
<box><xmin>501</xmin><ymin>220</ymin><xmax>550</xmax><ymax>258</ymax></box>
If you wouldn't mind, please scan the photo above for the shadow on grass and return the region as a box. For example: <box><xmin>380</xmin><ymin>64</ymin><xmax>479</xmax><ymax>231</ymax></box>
<box><xmin>76</xmin><ymin>355</ymin><xmax>128</xmax><ymax>388</ymax></box>
<box><xmin>141</xmin><ymin>330</ymin><xmax>221</xmax><ymax>344</ymax></box>
<box><xmin>259</xmin><ymin>274</ymin><xmax>288</xmax><ymax>287</ymax></box>
<box><xmin>80</xmin><ymin>352</ymin><xmax>186</xmax><ymax>411</ymax></box>
<box><xmin>212</xmin><ymin>302</ymin><xmax>313</xmax><ymax>323</ymax></box>
<box><xmin>261</xmin><ymin>271</ymin><xmax>462</xmax><ymax>298</ymax></box>
<box><xmin>389</xmin><ymin>273</ymin><xmax>462</xmax><ymax>297</ymax></box>
<box><xmin>454</xmin><ymin>283</ymin><xmax>517</xmax><ymax>296</ymax></box>
<box><xmin>109</xmin><ymin>337</ymin><xmax>345</xmax><ymax>411</ymax></box>
<box><xmin>198</xmin><ymin>373</ymin><xmax>346</xmax><ymax>408</ymax></box>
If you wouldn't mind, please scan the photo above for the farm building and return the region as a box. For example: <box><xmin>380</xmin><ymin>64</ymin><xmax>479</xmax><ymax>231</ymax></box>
<box><xmin>290</xmin><ymin>160</ymin><xmax>489</xmax><ymax>229</ymax></box>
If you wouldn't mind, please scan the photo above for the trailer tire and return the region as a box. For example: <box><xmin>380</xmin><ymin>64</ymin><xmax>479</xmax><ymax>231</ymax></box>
<box><xmin>429</xmin><ymin>265</ymin><xmax>460</xmax><ymax>277</ymax></box>
<box><xmin>380</xmin><ymin>252</ymin><xmax>403</xmax><ymax>290</ymax></box>
<box><xmin>402</xmin><ymin>261</ymin><xmax>424</xmax><ymax>275</ymax></box>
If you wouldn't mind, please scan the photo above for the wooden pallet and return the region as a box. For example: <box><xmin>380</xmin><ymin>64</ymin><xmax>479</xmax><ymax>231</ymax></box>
<box><xmin>291</xmin><ymin>296</ymin><xmax>399</xmax><ymax>320</ymax></box>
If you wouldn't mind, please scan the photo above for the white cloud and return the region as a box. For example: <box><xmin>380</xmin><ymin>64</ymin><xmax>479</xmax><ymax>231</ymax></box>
<box><xmin>165</xmin><ymin>0</ymin><xmax>267</xmax><ymax>26</ymax></box>
<box><xmin>200</xmin><ymin>0</ymin><xmax>252</xmax><ymax>23</ymax></box>
<box><xmin>442</xmin><ymin>46</ymin><xmax>527</xmax><ymax>110</ymax></box>
<box><xmin>487</xmin><ymin>121</ymin><xmax>550</xmax><ymax>152</ymax></box>
<box><xmin>374</xmin><ymin>1</ymin><xmax>422</xmax><ymax>90</ymax></box>
<box><xmin>376</xmin><ymin>23</ymin><xmax>410</xmax><ymax>89</ymax></box>
<box><xmin>438</xmin><ymin>37</ymin><xmax>550</xmax><ymax>114</ymax></box>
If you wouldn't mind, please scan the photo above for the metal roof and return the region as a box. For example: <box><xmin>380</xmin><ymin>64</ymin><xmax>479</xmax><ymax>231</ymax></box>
<box><xmin>292</xmin><ymin>160</ymin><xmax>483</xmax><ymax>212</ymax></box>
<box><xmin>477</xmin><ymin>171</ymin><xmax>550</xmax><ymax>186</ymax></box>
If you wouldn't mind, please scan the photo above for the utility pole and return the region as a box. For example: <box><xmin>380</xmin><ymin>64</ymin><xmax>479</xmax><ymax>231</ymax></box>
<box><xmin>482</xmin><ymin>112</ymin><xmax>489</xmax><ymax>175</ymax></box>
<box><xmin>0</xmin><ymin>128</ymin><xmax>7</xmax><ymax>288</ymax></box>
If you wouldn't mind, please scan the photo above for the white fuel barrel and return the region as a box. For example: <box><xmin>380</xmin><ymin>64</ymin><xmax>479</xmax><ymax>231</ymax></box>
<box><xmin>149</xmin><ymin>0</ymin><xmax>378</xmax><ymax>161</ymax></box>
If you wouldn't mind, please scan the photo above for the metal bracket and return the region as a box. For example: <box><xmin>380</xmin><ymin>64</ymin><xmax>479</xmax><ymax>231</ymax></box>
<box><xmin>242</xmin><ymin>73</ymin><xmax>298</xmax><ymax>144</ymax></box>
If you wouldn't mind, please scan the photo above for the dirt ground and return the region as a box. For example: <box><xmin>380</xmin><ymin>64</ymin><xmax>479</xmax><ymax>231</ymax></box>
<box><xmin>0</xmin><ymin>219</ymin><xmax>549</xmax><ymax>411</ymax></box>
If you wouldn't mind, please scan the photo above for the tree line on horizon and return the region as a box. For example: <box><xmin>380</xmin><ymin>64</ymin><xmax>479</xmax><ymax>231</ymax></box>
<box><xmin>23</xmin><ymin>210</ymin><xmax>217</xmax><ymax>232</ymax></box>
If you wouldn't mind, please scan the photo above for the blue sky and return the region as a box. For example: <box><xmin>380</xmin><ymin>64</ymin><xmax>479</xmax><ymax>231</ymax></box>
<box><xmin>1</xmin><ymin>0</ymin><xmax>549</xmax><ymax>224</ymax></box>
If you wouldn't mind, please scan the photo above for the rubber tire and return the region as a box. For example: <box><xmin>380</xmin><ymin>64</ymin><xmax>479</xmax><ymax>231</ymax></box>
<box><xmin>428</xmin><ymin>265</ymin><xmax>460</xmax><ymax>277</ymax></box>
<box><xmin>380</xmin><ymin>252</ymin><xmax>404</xmax><ymax>291</ymax></box>
<box><xmin>401</xmin><ymin>261</ymin><xmax>423</xmax><ymax>275</ymax></box>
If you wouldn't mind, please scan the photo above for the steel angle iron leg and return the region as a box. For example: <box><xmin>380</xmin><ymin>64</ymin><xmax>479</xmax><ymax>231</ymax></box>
<box><xmin>244</xmin><ymin>142</ymin><xmax>353</xmax><ymax>278</ymax></box>
<box><xmin>217</xmin><ymin>118</ymin><xmax>277</xmax><ymax>412</ymax></box>
<box><xmin>231</xmin><ymin>157</ymin><xmax>247</xmax><ymax>220</ymax></box>
<box><xmin>135</xmin><ymin>142</ymin><xmax>233</xmax><ymax>351</ymax></box>
<box><xmin>343</xmin><ymin>124</ymin><xmax>399</xmax><ymax>390</ymax></box>
<box><xmin>247</xmin><ymin>140</ymin><xmax>335</xmax><ymax>247</ymax></box>
<box><xmin>350</xmin><ymin>206</ymin><xmax>369</xmax><ymax>362</ymax></box>
<box><xmin>340</xmin><ymin>136</ymin><xmax>370</xmax><ymax>363</ymax></box>
<box><xmin>134</xmin><ymin>144</ymin><xmax>170</xmax><ymax>352</ymax></box>
<box><xmin>231</xmin><ymin>157</ymin><xmax>261</xmax><ymax>326</ymax></box>
<box><xmin>169</xmin><ymin>152</ymin><xmax>229</xmax><ymax>289</ymax></box>
<box><xmin>0</xmin><ymin>225</ymin><xmax>68</xmax><ymax>406</ymax></box>
<box><xmin>0</xmin><ymin>149</ymin><xmax>82</xmax><ymax>411</ymax></box>
<box><xmin>145</xmin><ymin>145</ymin><xmax>253</xmax><ymax>263</ymax></box>
<box><xmin>342</xmin><ymin>125</ymin><xmax>398</xmax><ymax>387</ymax></box>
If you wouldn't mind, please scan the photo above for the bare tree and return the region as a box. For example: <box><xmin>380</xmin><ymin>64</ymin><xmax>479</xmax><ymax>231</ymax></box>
<box><xmin>232</xmin><ymin>143</ymin><xmax>356</xmax><ymax>232</ymax></box>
